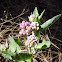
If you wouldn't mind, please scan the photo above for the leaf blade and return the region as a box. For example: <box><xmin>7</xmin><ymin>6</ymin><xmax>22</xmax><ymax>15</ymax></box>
<box><xmin>13</xmin><ymin>37</ymin><xmax>25</xmax><ymax>46</ymax></box>
<box><xmin>13</xmin><ymin>53</ymin><xmax>33</xmax><ymax>61</ymax></box>
<box><xmin>38</xmin><ymin>9</ymin><xmax>45</xmax><ymax>20</ymax></box>
<box><xmin>41</xmin><ymin>14</ymin><xmax>62</xmax><ymax>31</ymax></box>
<box><xmin>8</xmin><ymin>36</ymin><xmax>21</xmax><ymax>53</ymax></box>
<box><xmin>36</xmin><ymin>35</ymin><xmax>50</xmax><ymax>49</ymax></box>
<box><xmin>33</xmin><ymin>7</ymin><xmax>39</xmax><ymax>16</ymax></box>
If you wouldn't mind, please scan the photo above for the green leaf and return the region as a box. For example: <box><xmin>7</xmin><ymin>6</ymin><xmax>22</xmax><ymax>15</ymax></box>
<box><xmin>6</xmin><ymin>41</ymin><xmax>8</xmax><ymax>50</ymax></box>
<box><xmin>15</xmin><ymin>60</ymin><xmax>25</xmax><ymax>62</ymax></box>
<box><xmin>8</xmin><ymin>36</ymin><xmax>21</xmax><ymax>53</ymax></box>
<box><xmin>38</xmin><ymin>9</ymin><xmax>45</xmax><ymax>20</ymax></box>
<box><xmin>33</xmin><ymin>7</ymin><xmax>39</xmax><ymax>16</ymax></box>
<box><xmin>37</xmin><ymin>20</ymin><xmax>42</xmax><ymax>25</ymax></box>
<box><xmin>41</xmin><ymin>14</ymin><xmax>62</xmax><ymax>31</ymax></box>
<box><xmin>36</xmin><ymin>35</ymin><xmax>50</xmax><ymax>49</ymax></box>
<box><xmin>26</xmin><ymin>59</ymin><xmax>31</xmax><ymax>62</ymax></box>
<box><xmin>35</xmin><ymin>30</ymin><xmax>40</xmax><ymax>40</ymax></box>
<box><xmin>0</xmin><ymin>50</ymin><xmax>16</xmax><ymax>60</ymax></box>
<box><xmin>2</xmin><ymin>53</ymin><xmax>12</xmax><ymax>60</ymax></box>
<box><xmin>13</xmin><ymin>53</ymin><xmax>33</xmax><ymax>61</ymax></box>
<box><xmin>36</xmin><ymin>16</ymin><xmax>42</xmax><ymax>25</ymax></box>
<box><xmin>13</xmin><ymin>37</ymin><xmax>25</xmax><ymax>46</ymax></box>
<box><xmin>1</xmin><ymin>51</ymin><xmax>16</xmax><ymax>56</ymax></box>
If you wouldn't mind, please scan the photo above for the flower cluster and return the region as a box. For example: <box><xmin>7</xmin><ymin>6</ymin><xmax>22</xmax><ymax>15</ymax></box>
<box><xmin>25</xmin><ymin>34</ymin><xmax>39</xmax><ymax>47</ymax></box>
<box><xmin>19</xmin><ymin>21</ymin><xmax>32</xmax><ymax>35</ymax></box>
<box><xmin>31</xmin><ymin>22</ymin><xmax>39</xmax><ymax>30</ymax></box>
<box><xmin>28</xmin><ymin>14</ymin><xmax>35</xmax><ymax>22</ymax></box>
<box><xmin>19</xmin><ymin>21</ymin><xmax>39</xmax><ymax>36</ymax></box>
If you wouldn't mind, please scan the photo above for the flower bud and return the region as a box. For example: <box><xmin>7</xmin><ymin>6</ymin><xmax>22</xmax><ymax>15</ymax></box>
<box><xmin>25</xmin><ymin>34</ymin><xmax>39</xmax><ymax>47</ymax></box>
<box><xmin>28</xmin><ymin>14</ymin><xmax>35</xmax><ymax>22</ymax></box>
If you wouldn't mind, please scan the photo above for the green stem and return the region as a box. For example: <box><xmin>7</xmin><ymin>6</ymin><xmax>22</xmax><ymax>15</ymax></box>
<box><xmin>32</xmin><ymin>31</ymin><xmax>35</xmax><ymax>35</ymax></box>
<box><xmin>28</xmin><ymin>47</ymin><xmax>31</xmax><ymax>53</ymax></box>
<box><xmin>27</xmin><ymin>48</ymin><xmax>32</xmax><ymax>62</ymax></box>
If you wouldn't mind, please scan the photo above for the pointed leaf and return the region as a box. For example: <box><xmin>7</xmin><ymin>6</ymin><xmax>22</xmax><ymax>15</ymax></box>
<box><xmin>38</xmin><ymin>9</ymin><xmax>45</xmax><ymax>20</ymax></box>
<box><xmin>33</xmin><ymin>7</ymin><xmax>39</xmax><ymax>16</ymax></box>
<box><xmin>41</xmin><ymin>14</ymin><xmax>62</xmax><ymax>31</ymax></box>
<box><xmin>8</xmin><ymin>36</ymin><xmax>21</xmax><ymax>53</ymax></box>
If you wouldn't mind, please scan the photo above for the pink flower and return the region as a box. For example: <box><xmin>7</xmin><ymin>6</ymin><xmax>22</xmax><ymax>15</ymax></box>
<box><xmin>25</xmin><ymin>34</ymin><xmax>39</xmax><ymax>47</ymax></box>
<box><xmin>22</xmin><ymin>21</ymin><xmax>25</xmax><ymax>24</ymax></box>
<box><xmin>31</xmin><ymin>22</ymin><xmax>39</xmax><ymax>30</ymax></box>
<box><xmin>19</xmin><ymin>21</ymin><xmax>39</xmax><ymax>36</ymax></box>
<box><xmin>19</xmin><ymin>31</ymin><xmax>22</xmax><ymax>35</ymax></box>
<box><xmin>28</xmin><ymin>14</ymin><xmax>35</xmax><ymax>22</ymax></box>
<box><xmin>20</xmin><ymin>21</ymin><xmax>25</xmax><ymax>29</ymax></box>
<box><xmin>26</xmin><ymin>26</ymin><xmax>32</xmax><ymax>31</ymax></box>
<box><xmin>25</xmin><ymin>22</ymin><xmax>30</xmax><ymax>26</ymax></box>
<box><xmin>19</xmin><ymin>29</ymin><xmax>26</xmax><ymax>35</ymax></box>
<box><xmin>19</xmin><ymin>21</ymin><xmax>32</xmax><ymax>35</ymax></box>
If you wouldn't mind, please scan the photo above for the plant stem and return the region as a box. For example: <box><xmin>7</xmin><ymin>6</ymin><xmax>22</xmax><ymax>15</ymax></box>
<box><xmin>28</xmin><ymin>47</ymin><xmax>31</xmax><ymax>53</ymax></box>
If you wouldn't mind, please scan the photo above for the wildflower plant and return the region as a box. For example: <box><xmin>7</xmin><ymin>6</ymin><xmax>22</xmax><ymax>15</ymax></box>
<box><xmin>0</xmin><ymin>7</ymin><xmax>61</xmax><ymax>62</ymax></box>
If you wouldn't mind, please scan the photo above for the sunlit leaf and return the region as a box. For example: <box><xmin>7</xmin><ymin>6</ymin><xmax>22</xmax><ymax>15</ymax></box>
<box><xmin>41</xmin><ymin>14</ymin><xmax>62</xmax><ymax>31</ymax></box>
<box><xmin>36</xmin><ymin>35</ymin><xmax>50</xmax><ymax>49</ymax></box>
<box><xmin>2</xmin><ymin>53</ymin><xmax>12</xmax><ymax>60</ymax></box>
<box><xmin>8</xmin><ymin>36</ymin><xmax>21</xmax><ymax>53</ymax></box>
<box><xmin>38</xmin><ymin>9</ymin><xmax>45</xmax><ymax>20</ymax></box>
<box><xmin>0</xmin><ymin>50</ymin><xmax>16</xmax><ymax>60</ymax></box>
<box><xmin>33</xmin><ymin>7</ymin><xmax>39</xmax><ymax>16</ymax></box>
<box><xmin>26</xmin><ymin>59</ymin><xmax>31</xmax><ymax>62</ymax></box>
